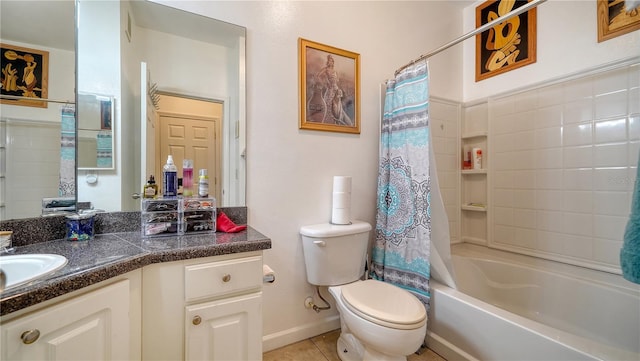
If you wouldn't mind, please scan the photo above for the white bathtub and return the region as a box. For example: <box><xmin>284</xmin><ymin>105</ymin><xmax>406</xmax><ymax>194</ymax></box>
<box><xmin>427</xmin><ymin>244</ymin><xmax>640</xmax><ymax>361</ymax></box>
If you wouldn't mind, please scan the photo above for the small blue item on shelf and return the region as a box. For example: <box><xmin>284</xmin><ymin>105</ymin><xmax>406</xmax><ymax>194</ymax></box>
<box><xmin>66</xmin><ymin>212</ymin><xmax>96</xmax><ymax>241</ymax></box>
<box><xmin>621</xmin><ymin>151</ymin><xmax>640</xmax><ymax>285</ymax></box>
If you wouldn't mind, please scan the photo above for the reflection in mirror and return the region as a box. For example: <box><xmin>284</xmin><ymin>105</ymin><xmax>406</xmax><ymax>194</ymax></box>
<box><xmin>0</xmin><ymin>0</ymin><xmax>76</xmax><ymax>221</ymax></box>
<box><xmin>77</xmin><ymin>0</ymin><xmax>247</xmax><ymax>213</ymax></box>
<box><xmin>77</xmin><ymin>93</ymin><xmax>115</xmax><ymax>170</ymax></box>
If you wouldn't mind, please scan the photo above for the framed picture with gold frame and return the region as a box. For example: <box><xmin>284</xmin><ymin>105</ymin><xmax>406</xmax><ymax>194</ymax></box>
<box><xmin>0</xmin><ymin>43</ymin><xmax>49</xmax><ymax>108</ymax></box>
<box><xmin>299</xmin><ymin>38</ymin><xmax>360</xmax><ymax>134</ymax></box>
<box><xmin>597</xmin><ymin>0</ymin><xmax>640</xmax><ymax>42</ymax></box>
<box><xmin>475</xmin><ymin>0</ymin><xmax>537</xmax><ymax>82</ymax></box>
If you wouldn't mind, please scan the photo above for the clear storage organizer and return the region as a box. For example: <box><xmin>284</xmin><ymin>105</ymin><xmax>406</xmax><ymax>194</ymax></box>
<box><xmin>142</xmin><ymin>198</ymin><xmax>216</xmax><ymax>237</ymax></box>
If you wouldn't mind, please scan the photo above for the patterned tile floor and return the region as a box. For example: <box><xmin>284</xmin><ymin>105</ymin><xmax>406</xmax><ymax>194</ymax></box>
<box><xmin>263</xmin><ymin>329</ymin><xmax>447</xmax><ymax>361</ymax></box>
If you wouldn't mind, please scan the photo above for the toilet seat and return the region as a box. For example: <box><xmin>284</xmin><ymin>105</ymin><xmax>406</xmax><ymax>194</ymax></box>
<box><xmin>340</xmin><ymin>279</ymin><xmax>426</xmax><ymax>330</ymax></box>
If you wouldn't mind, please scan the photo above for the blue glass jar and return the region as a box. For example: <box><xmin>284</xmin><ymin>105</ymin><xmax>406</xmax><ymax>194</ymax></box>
<box><xmin>65</xmin><ymin>213</ymin><xmax>95</xmax><ymax>241</ymax></box>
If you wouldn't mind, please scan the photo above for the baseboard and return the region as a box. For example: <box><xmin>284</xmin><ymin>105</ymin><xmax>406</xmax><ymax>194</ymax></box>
<box><xmin>262</xmin><ymin>315</ymin><xmax>341</xmax><ymax>352</ymax></box>
<box><xmin>426</xmin><ymin>330</ymin><xmax>478</xmax><ymax>361</ymax></box>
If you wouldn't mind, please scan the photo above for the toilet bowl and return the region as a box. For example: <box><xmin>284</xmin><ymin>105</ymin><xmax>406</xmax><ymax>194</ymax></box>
<box><xmin>300</xmin><ymin>221</ymin><xmax>427</xmax><ymax>361</ymax></box>
<box><xmin>329</xmin><ymin>280</ymin><xmax>427</xmax><ymax>361</ymax></box>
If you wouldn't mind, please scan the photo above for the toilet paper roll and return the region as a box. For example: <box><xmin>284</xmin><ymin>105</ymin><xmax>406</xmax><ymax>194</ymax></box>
<box><xmin>263</xmin><ymin>264</ymin><xmax>275</xmax><ymax>284</ymax></box>
<box><xmin>333</xmin><ymin>176</ymin><xmax>352</xmax><ymax>193</ymax></box>
<box><xmin>332</xmin><ymin>192</ymin><xmax>351</xmax><ymax>209</ymax></box>
<box><xmin>331</xmin><ymin>207</ymin><xmax>351</xmax><ymax>225</ymax></box>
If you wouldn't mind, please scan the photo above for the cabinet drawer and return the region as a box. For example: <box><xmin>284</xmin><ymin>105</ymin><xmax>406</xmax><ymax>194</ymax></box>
<box><xmin>184</xmin><ymin>256</ymin><xmax>262</xmax><ymax>302</ymax></box>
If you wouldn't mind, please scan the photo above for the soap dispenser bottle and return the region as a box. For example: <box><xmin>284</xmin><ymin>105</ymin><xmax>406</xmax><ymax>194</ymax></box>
<box><xmin>163</xmin><ymin>155</ymin><xmax>178</xmax><ymax>197</ymax></box>
<box><xmin>143</xmin><ymin>175</ymin><xmax>158</xmax><ymax>199</ymax></box>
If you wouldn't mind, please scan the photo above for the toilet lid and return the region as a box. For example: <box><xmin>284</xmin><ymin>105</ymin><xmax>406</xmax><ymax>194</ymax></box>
<box><xmin>341</xmin><ymin>280</ymin><xmax>426</xmax><ymax>329</ymax></box>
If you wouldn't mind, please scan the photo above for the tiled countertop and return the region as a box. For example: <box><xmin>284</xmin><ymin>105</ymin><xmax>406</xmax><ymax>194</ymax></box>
<box><xmin>0</xmin><ymin>227</ymin><xmax>271</xmax><ymax>316</ymax></box>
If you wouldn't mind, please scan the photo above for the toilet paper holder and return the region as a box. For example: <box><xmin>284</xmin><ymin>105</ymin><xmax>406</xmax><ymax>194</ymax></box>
<box><xmin>263</xmin><ymin>264</ymin><xmax>275</xmax><ymax>284</ymax></box>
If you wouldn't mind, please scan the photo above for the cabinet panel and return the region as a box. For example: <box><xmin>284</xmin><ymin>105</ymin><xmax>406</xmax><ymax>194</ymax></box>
<box><xmin>1</xmin><ymin>280</ymin><xmax>130</xmax><ymax>361</ymax></box>
<box><xmin>185</xmin><ymin>256</ymin><xmax>262</xmax><ymax>302</ymax></box>
<box><xmin>185</xmin><ymin>292</ymin><xmax>262</xmax><ymax>361</ymax></box>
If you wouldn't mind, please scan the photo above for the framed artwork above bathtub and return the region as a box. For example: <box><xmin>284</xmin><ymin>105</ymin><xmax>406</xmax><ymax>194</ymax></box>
<box><xmin>298</xmin><ymin>38</ymin><xmax>360</xmax><ymax>134</ymax></box>
<box><xmin>475</xmin><ymin>0</ymin><xmax>537</xmax><ymax>82</ymax></box>
<box><xmin>597</xmin><ymin>0</ymin><xmax>640</xmax><ymax>42</ymax></box>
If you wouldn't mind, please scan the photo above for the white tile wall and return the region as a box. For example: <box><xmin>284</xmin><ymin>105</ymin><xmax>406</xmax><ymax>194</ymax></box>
<box><xmin>4</xmin><ymin>120</ymin><xmax>61</xmax><ymax>220</ymax></box>
<box><xmin>431</xmin><ymin>98</ymin><xmax>461</xmax><ymax>243</ymax></box>
<box><xmin>489</xmin><ymin>62</ymin><xmax>639</xmax><ymax>272</ymax></box>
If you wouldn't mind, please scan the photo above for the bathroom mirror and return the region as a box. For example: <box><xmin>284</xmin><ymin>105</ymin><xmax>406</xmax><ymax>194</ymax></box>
<box><xmin>0</xmin><ymin>0</ymin><xmax>76</xmax><ymax>221</ymax></box>
<box><xmin>77</xmin><ymin>93</ymin><xmax>115</xmax><ymax>170</ymax></box>
<box><xmin>0</xmin><ymin>0</ymin><xmax>246</xmax><ymax>221</ymax></box>
<box><xmin>77</xmin><ymin>0</ymin><xmax>247</xmax><ymax>212</ymax></box>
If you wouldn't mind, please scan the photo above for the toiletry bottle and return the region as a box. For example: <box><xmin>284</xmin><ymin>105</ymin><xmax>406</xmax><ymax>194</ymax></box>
<box><xmin>198</xmin><ymin>169</ymin><xmax>209</xmax><ymax>197</ymax></box>
<box><xmin>473</xmin><ymin>148</ymin><xmax>482</xmax><ymax>170</ymax></box>
<box><xmin>182</xmin><ymin>159</ymin><xmax>194</xmax><ymax>197</ymax></box>
<box><xmin>163</xmin><ymin>155</ymin><xmax>178</xmax><ymax>197</ymax></box>
<box><xmin>143</xmin><ymin>175</ymin><xmax>158</xmax><ymax>199</ymax></box>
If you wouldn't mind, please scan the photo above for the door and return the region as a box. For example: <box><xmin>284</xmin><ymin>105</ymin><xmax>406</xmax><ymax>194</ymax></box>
<box><xmin>1</xmin><ymin>280</ymin><xmax>130</xmax><ymax>361</ymax></box>
<box><xmin>157</xmin><ymin>114</ymin><xmax>221</xmax><ymax>200</ymax></box>
<box><xmin>185</xmin><ymin>292</ymin><xmax>262</xmax><ymax>361</ymax></box>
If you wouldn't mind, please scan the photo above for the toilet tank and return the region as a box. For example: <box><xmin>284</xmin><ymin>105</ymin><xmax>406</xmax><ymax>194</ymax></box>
<box><xmin>300</xmin><ymin>221</ymin><xmax>372</xmax><ymax>286</ymax></box>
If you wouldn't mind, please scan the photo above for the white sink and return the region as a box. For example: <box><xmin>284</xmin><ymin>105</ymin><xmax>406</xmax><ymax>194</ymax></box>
<box><xmin>0</xmin><ymin>254</ymin><xmax>68</xmax><ymax>292</ymax></box>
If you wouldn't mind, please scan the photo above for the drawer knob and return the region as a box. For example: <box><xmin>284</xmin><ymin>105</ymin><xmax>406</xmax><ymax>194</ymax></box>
<box><xmin>193</xmin><ymin>316</ymin><xmax>202</xmax><ymax>325</ymax></box>
<box><xmin>222</xmin><ymin>274</ymin><xmax>231</xmax><ymax>283</ymax></box>
<box><xmin>21</xmin><ymin>329</ymin><xmax>40</xmax><ymax>344</ymax></box>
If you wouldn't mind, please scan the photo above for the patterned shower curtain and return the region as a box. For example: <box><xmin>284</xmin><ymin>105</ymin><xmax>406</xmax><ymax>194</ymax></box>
<box><xmin>370</xmin><ymin>60</ymin><xmax>431</xmax><ymax>308</ymax></box>
<box><xmin>59</xmin><ymin>105</ymin><xmax>76</xmax><ymax>196</ymax></box>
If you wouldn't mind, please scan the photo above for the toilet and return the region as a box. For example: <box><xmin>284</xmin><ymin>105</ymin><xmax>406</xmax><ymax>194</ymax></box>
<box><xmin>300</xmin><ymin>221</ymin><xmax>427</xmax><ymax>361</ymax></box>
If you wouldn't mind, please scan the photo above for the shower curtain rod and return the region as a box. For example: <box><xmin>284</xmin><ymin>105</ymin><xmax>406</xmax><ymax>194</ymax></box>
<box><xmin>0</xmin><ymin>94</ymin><xmax>75</xmax><ymax>105</ymax></box>
<box><xmin>394</xmin><ymin>0</ymin><xmax>547</xmax><ymax>76</ymax></box>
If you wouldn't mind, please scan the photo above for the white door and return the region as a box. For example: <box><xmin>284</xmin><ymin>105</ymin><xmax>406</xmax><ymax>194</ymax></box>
<box><xmin>156</xmin><ymin>114</ymin><xmax>221</xmax><ymax>200</ymax></box>
<box><xmin>185</xmin><ymin>292</ymin><xmax>262</xmax><ymax>361</ymax></box>
<box><xmin>1</xmin><ymin>280</ymin><xmax>130</xmax><ymax>361</ymax></box>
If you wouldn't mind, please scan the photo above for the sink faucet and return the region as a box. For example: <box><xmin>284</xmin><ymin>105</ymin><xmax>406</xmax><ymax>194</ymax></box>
<box><xmin>1</xmin><ymin>231</ymin><xmax>14</xmax><ymax>254</ymax></box>
<box><xmin>0</xmin><ymin>269</ymin><xmax>5</xmax><ymax>293</ymax></box>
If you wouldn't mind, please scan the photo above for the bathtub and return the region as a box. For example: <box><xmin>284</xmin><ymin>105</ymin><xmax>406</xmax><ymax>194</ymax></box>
<box><xmin>427</xmin><ymin>243</ymin><xmax>640</xmax><ymax>361</ymax></box>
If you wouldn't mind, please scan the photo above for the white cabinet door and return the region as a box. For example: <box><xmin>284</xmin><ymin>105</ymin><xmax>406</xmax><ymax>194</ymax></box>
<box><xmin>185</xmin><ymin>292</ymin><xmax>262</xmax><ymax>361</ymax></box>
<box><xmin>1</xmin><ymin>280</ymin><xmax>130</xmax><ymax>361</ymax></box>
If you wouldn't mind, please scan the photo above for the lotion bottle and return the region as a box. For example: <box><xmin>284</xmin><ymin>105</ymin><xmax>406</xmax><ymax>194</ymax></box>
<box><xmin>163</xmin><ymin>155</ymin><xmax>178</xmax><ymax>197</ymax></box>
<box><xmin>198</xmin><ymin>169</ymin><xmax>209</xmax><ymax>197</ymax></box>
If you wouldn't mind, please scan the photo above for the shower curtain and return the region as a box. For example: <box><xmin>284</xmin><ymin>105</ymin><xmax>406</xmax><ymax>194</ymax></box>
<box><xmin>371</xmin><ymin>60</ymin><xmax>433</xmax><ymax>307</ymax></box>
<box><xmin>59</xmin><ymin>105</ymin><xmax>76</xmax><ymax>196</ymax></box>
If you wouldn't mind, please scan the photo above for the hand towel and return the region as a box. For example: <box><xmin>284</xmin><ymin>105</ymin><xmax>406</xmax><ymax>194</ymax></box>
<box><xmin>216</xmin><ymin>211</ymin><xmax>247</xmax><ymax>233</ymax></box>
<box><xmin>621</xmin><ymin>151</ymin><xmax>640</xmax><ymax>284</ymax></box>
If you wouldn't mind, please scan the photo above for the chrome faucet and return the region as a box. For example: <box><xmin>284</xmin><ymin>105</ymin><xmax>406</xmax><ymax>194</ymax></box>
<box><xmin>0</xmin><ymin>231</ymin><xmax>13</xmax><ymax>254</ymax></box>
<box><xmin>0</xmin><ymin>269</ymin><xmax>5</xmax><ymax>293</ymax></box>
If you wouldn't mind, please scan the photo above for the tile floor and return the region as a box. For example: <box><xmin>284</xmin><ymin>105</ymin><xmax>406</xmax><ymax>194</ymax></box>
<box><xmin>263</xmin><ymin>329</ymin><xmax>446</xmax><ymax>361</ymax></box>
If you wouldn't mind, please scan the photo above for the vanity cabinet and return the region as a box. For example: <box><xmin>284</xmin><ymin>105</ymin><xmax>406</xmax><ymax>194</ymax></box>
<box><xmin>142</xmin><ymin>251</ymin><xmax>263</xmax><ymax>361</ymax></box>
<box><xmin>0</xmin><ymin>274</ymin><xmax>140</xmax><ymax>361</ymax></box>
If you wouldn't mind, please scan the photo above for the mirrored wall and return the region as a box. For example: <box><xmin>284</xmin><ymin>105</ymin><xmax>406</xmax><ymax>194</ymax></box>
<box><xmin>0</xmin><ymin>0</ymin><xmax>246</xmax><ymax>221</ymax></box>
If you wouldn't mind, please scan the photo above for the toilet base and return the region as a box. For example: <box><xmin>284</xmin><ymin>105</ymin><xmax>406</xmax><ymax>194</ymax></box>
<box><xmin>336</xmin><ymin>332</ymin><xmax>408</xmax><ymax>361</ymax></box>
<box><xmin>336</xmin><ymin>332</ymin><xmax>363</xmax><ymax>361</ymax></box>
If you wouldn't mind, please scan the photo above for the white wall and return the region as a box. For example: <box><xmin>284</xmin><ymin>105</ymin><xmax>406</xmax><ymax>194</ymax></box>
<box><xmin>152</xmin><ymin>0</ymin><xmax>465</xmax><ymax>350</ymax></box>
<box><xmin>77</xmin><ymin>0</ymin><xmax>123</xmax><ymax>211</ymax></box>
<box><xmin>462</xmin><ymin>0</ymin><xmax>640</xmax><ymax>101</ymax></box>
<box><xmin>490</xmin><ymin>63</ymin><xmax>639</xmax><ymax>273</ymax></box>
